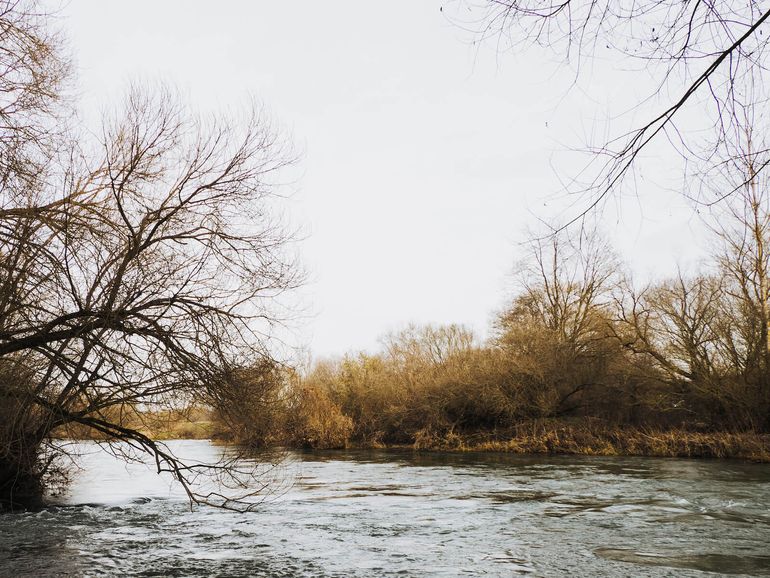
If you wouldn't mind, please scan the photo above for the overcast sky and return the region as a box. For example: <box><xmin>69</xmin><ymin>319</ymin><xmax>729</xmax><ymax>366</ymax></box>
<box><xmin>54</xmin><ymin>1</ymin><xmax>712</xmax><ymax>357</ymax></box>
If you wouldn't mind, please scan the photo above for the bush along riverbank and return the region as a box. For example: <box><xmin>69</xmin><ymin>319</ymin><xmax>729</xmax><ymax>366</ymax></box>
<box><xmin>209</xmin><ymin>314</ymin><xmax>770</xmax><ymax>462</ymax></box>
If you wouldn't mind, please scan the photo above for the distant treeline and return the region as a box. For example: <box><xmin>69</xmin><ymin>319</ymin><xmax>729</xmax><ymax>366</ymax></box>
<box><xmin>215</xmin><ymin>209</ymin><xmax>770</xmax><ymax>457</ymax></box>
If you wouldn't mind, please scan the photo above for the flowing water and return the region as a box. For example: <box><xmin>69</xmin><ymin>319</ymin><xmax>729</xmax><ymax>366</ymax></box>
<box><xmin>1</xmin><ymin>440</ymin><xmax>769</xmax><ymax>577</ymax></box>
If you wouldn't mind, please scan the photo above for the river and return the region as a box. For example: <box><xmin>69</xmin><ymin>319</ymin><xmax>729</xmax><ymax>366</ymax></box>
<box><xmin>0</xmin><ymin>440</ymin><xmax>769</xmax><ymax>577</ymax></box>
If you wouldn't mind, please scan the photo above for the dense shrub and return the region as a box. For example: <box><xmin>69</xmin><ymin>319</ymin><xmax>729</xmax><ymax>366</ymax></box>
<box><xmin>284</xmin><ymin>384</ymin><xmax>353</xmax><ymax>449</ymax></box>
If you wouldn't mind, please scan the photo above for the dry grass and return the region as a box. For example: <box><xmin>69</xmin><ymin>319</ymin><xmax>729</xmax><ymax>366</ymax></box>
<box><xmin>352</xmin><ymin>421</ymin><xmax>770</xmax><ymax>462</ymax></box>
<box><xmin>52</xmin><ymin>407</ymin><xmax>215</xmax><ymax>441</ymax></box>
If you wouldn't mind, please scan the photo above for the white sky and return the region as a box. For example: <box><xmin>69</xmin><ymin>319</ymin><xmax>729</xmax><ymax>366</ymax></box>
<box><xmin>54</xmin><ymin>1</ymin><xmax>711</xmax><ymax>357</ymax></box>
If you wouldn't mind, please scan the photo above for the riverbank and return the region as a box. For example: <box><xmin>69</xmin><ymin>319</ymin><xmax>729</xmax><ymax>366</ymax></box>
<box><xmin>56</xmin><ymin>415</ymin><xmax>770</xmax><ymax>462</ymax></box>
<box><xmin>371</xmin><ymin>423</ymin><xmax>770</xmax><ymax>462</ymax></box>
<box><xmin>52</xmin><ymin>408</ymin><xmax>216</xmax><ymax>441</ymax></box>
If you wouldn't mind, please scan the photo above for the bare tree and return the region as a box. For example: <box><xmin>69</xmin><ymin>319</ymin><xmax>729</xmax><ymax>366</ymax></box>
<box><xmin>0</xmin><ymin>0</ymin><xmax>69</xmax><ymax>189</ymax></box>
<box><xmin>0</xmin><ymin>2</ymin><xmax>301</xmax><ymax>510</ymax></box>
<box><xmin>496</xmin><ymin>228</ymin><xmax>620</xmax><ymax>416</ymax></box>
<box><xmin>500</xmin><ymin>228</ymin><xmax>617</xmax><ymax>347</ymax></box>
<box><xmin>703</xmin><ymin>108</ymin><xmax>770</xmax><ymax>427</ymax></box>
<box><xmin>382</xmin><ymin>323</ymin><xmax>475</xmax><ymax>367</ymax></box>
<box><xmin>614</xmin><ymin>273</ymin><xmax>724</xmax><ymax>384</ymax></box>
<box><xmin>451</xmin><ymin>1</ymin><xmax>770</xmax><ymax>224</ymax></box>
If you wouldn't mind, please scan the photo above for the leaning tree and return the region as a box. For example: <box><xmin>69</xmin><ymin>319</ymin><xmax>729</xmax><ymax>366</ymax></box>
<box><xmin>0</xmin><ymin>1</ymin><xmax>300</xmax><ymax>509</ymax></box>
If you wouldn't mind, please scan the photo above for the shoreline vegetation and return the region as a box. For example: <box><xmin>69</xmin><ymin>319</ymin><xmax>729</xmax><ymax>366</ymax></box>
<box><xmin>56</xmin><ymin>413</ymin><xmax>770</xmax><ymax>463</ymax></box>
<box><xmin>406</xmin><ymin>425</ymin><xmax>770</xmax><ymax>462</ymax></box>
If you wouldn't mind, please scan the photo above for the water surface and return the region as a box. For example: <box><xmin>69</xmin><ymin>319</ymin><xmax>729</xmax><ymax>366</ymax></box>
<box><xmin>1</xmin><ymin>440</ymin><xmax>769</xmax><ymax>577</ymax></box>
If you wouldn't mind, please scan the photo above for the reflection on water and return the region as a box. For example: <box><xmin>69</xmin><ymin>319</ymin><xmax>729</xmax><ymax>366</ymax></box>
<box><xmin>1</xmin><ymin>440</ymin><xmax>769</xmax><ymax>577</ymax></box>
<box><xmin>595</xmin><ymin>548</ymin><xmax>770</xmax><ymax>575</ymax></box>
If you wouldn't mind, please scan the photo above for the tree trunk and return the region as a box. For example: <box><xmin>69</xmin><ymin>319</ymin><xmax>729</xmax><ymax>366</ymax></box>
<box><xmin>0</xmin><ymin>434</ymin><xmax>46</xmax><ymax>510</ymax></box>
